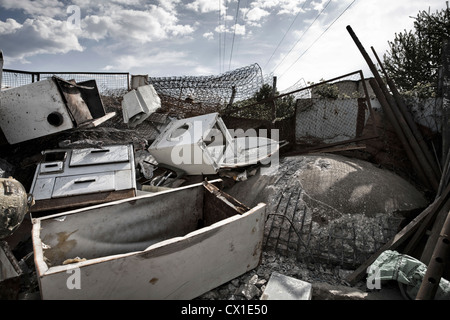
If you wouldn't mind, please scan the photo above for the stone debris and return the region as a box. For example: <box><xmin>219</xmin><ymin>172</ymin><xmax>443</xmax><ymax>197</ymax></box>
<box><xmin>261</xmin><ymin>272</ymin><xmax>312</xmax><ymax>300</ymax></box>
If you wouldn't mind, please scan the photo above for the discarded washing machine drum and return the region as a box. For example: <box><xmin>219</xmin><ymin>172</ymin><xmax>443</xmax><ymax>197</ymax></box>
<box><xmin>0</xmin><ymin>178</ymin><xmax>33</xmax><ymax>239</ymax></box>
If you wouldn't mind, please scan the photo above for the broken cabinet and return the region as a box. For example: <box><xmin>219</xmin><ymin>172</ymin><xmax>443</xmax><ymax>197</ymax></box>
<box><xmin>32</xmin><ymin>181</ymin><xmax>266</xmax><ymax>299</ymax></box>
<box><xmin>29</xmin><ymin>144</ymin><xmax>136</xmax><ymax>213</ymax></box>
<box><xmin>0</xmin><ymin>76</ymin><xmax>115</xmax><ymax>144</ymax></box>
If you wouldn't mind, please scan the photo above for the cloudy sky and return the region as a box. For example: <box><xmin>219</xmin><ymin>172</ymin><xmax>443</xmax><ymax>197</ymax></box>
<box><xmin>0</xmin><ymin>0</ymin><xmax>446</xmax><ymax>90</ymax></box>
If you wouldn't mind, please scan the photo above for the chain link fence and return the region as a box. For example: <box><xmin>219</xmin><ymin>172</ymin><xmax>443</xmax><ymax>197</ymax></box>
<box><xmin>294</xmin><ymin>71</ymin><xmax>377</xmax><ymax>148</ymax></box>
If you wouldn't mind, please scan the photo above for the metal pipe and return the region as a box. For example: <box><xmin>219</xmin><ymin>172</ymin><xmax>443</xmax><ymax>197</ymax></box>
<box><xmin>416</xmin><ymin>209</ymin><xmax>450</xmax><ymax>300</ymax></box>
<box><xmin>371</xmin><ymin>46</ymin><xmax>441</xmax><ymax>179</ymax></box>
<box><xmin>369</xmin><ymin>78</ymin><xmax>430</xmax><ymax>189</ymax></box>
<box><xmin>347</xmin><ymin>25</ymin><xmax>439</xmax><ymax>191</ymax></box>
<box><xmin>358</xmin><ymin>70</ymin><xmax>379</xmax><ymax>137</ymax></box>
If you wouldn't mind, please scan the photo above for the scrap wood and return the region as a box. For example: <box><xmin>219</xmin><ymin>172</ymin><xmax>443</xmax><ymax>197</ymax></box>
<box><xmin>347</xmin><ymin>25</ymin><xmax>440</xmax><ymax>192</ymax></box>
<box><xmin>416</xmin><ymin>209</ymin><xmax>450</xmax><ymax>300</ymax></box>
<box><xmin>419</xmin><ymin>197</ymin><xmax>450</xmax><ymax>264</ymax></box>
<box><xmin>371</xmin><ymin>46</ymin><xmax>441</xmax><ymax>180</ymax></box>
<box><xmin>419</xmin><ymin>156</ymin><xmax>450</xmax><ymax>264</ymax></box>
<box><xmin>303</xmin><ymin>144</ymin><xmax>366</xmax><ymax>155</ymax></box>
<box><xmin>345</xmin><ymin>197</ymin><xmax>444</xmax><ymax>286</ymax></box>
<box><xmin>404</xmin><ymin>182</ymin><xmax>450</xmax><ymax>255</ymax></box>
<box><xmin>203</xmin><ymin>180</ymin><xmax>249</xmax><ymax>214</ymax></box>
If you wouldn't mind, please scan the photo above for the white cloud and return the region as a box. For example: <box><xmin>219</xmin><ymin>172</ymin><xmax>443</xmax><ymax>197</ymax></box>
<box><xmin>0</xmin><ymin>18</ymin><xmax>22</xmax><ymax>34</ymax></box>
<box><xmin>246</xmin><ymin>7</ymin><xmax>270</xmax><ymax>22</ymax></box>
<box><xmin>81</xmin><ymin>5</ymin><xmax>194</xmax><ymax>44</ymax></box>
<box><xmin>186</xmin><ymin>0</ymin><xmax>221</xmax><ymax>13</ymax></box>
<box><xmin>310</xmin><ymin>0</ymin><xmax>330</xmax><ymax>12</ymax></box>
<box><xmin>0</xmin><ymin>0</ymin><xmax>65</xmax><ymax>18</ymax></box>
<box><xmin>203</xmin><ymin>32</ymin><xmax>214</xmax><ymax>40</ymax></box>
<box><xmin>249</xmin><ymin>0</ymin><xmax>279</xmax><ymax>10</ymax></box>
<box><xmin>0</xmin><ymin>17</ymin><xmax>83</xmax><ymax>63</ymax></box>
<box><xmin>277</xmin><ymin>1</ymin><xmax>308</xmax><ymax>15</ymax></box>
<box><xmin>156</xmin><ymin>0</ymin><xmax>181</xmax><ymax>13</ymax></box>
<box><xmin>233</xmin><ymin>24</ymin><xmax>246</xmax><ymax>36</ymax></box>
<box><xmin>248</xmin><ymin>0</ymin><xmax>306</xmax><ymax>15</ymax></box>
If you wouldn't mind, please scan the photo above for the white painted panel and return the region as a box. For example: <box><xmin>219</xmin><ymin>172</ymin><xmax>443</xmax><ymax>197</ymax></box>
<box><xmin>114</xmin><ymin>170</ymin><xmax>134</xmax><ymax>190</ymax></box>
<box><xmin>32</xmin><ymin>177</ymin><xmax>56</xmax><ymax>200</ymax></box>
<box><xmin>38</xmin><ymin>204</ymin><xmax>266</xmax><ymax>300</ymax></box>
<box><xmin>39</xmin><ymin>161</ymin><xmax>64</xmax><ymax>174</ymax></box>
<box><xmin>69</xmin><ymin>145</ymin><xmax>130</xmax><ymax>167</ymax></box>
<box><xmin>52</xmin><ymin>172</ymin><xmax>115</xmax><ymax>198</ymax></box>
<box><xmin>32</xmin><ymin>181</ymin><xmax>267</xmax><ymax>300</ymax></box>
<box><xmin>0</xmin><ymin>79</ymin><xmax>74</xmax><ymax>144</ymax></box>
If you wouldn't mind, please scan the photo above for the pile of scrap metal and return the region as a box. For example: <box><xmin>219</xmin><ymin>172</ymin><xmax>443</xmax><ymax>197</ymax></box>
<box><xmin>0</xmin><ymin>53</ymin><xmax>279</xmax><ymax>299</ymax></box>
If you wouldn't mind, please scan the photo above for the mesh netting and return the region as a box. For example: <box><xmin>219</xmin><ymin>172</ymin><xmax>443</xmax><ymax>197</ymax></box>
<box><xmin>149</xmin><ymin>63</ymin><xmax>265</xmax><ymax>106</ymax></box>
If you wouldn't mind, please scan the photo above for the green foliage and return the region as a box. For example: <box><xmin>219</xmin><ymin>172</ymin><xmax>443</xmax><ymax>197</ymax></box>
<box><xmin>231</xmin><ymin>83</ymin><xmax>295</xmax><ymax>120</ymax></box>
<box><xmin>307</xmin><ymin>79</ymin><xmax>362</xmax><ymax>99</ymax></box>
<box><xmin>309</xmin><ymin>79</ymin><xmax>340</xmax><ymax>99</ymax></box>
<box><xmin>383</xmin><ymin>2</ymin><xmax>450</xmax><ymax>97</ymax></box>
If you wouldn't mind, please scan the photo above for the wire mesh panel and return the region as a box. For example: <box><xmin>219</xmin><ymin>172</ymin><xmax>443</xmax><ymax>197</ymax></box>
<box><xmin>1</xmin><ymin>70</ymin><xmax>37</xmax><ymax>88</ymax></box>
<box><xmin>295</xmin><ymin>71</ymin><xmax>377</xmax><ymax>148</ymax></box>
<box><xmin>38</xmin><ymin>73</ymin><xmax>129</xmax><ymax>96</ymax></box>
<box><xmin>262</xmin><ymin>157</ymin><xmax>407</xmax><ymax>269</ymax></box>
<box><xmin>2</xmin><ymin>70</ymin><xmax>129</xmax><ymax>96</ymax></box>
<box><xmin>149</xmin><ymin>63</ymin><xmax>264</xmax><ymax>107</ymax></box>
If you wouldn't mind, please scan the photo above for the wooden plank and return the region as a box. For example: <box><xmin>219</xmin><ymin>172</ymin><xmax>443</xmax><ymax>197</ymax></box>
<box><xmin>419</xmin><ymin>197</ymin><xmax>450</xmax><ymax>264</ymax></box>
<box><xmin>203</xmin><ymin>181</ymin><xmax>250</xmax><ymax>214</ymax></box>
<box><xmin>404</xmin><ymin>182</ymin><xmax>450</xmax><ymax>254</ymax></box>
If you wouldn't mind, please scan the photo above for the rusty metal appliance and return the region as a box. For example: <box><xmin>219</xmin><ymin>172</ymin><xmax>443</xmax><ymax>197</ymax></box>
<box><xmin>0</xmin><ymin>177</ymin><xmax>33</xmax><ymax>239</ymax></box>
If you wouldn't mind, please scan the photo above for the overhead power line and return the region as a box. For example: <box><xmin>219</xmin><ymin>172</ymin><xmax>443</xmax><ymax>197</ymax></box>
<box><xmin>263</xmin><ymin>0</ymin><xmax>310</xmax><ymax>70</ymax></box>
<box><xmin>219</xmin><ymin>0</ymin><xmax>222</xmax><ymax>73</ymax></box>
<box><xmin>279</xmin><ymin>0</ymin><xmax>359</xmax><ymax>79</ymax></box>
<box><xmin>271</xmin><ymin>0</ymin><xmax>333</xmax><ymax>74</ymax></box>
<box><xmin>229</xmin><ymin>0</ymin><xmax>241</xmax><ymax>70</ymax></box>
<box><xmin>222</xmin><ymin>0</ymin><xmax>229</xmax><ymax>73</ymax></box>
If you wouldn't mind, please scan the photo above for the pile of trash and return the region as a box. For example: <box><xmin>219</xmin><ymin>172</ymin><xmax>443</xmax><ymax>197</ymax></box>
<box><xmin>1</xmin><ymin>38</ymin><xmax>449</xmax><ymax>300</ymax></box>
<box><xmin>0</xmin><ymin>67</ymin><xmax>283</xmax><ymax>300</ymax></box>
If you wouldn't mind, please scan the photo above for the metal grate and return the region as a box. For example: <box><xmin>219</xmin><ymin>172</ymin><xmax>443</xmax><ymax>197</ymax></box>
<box><xmin>262</xmin><ymin>157</ymin><xmax>405</xmax><ymax>268</ymax></box>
